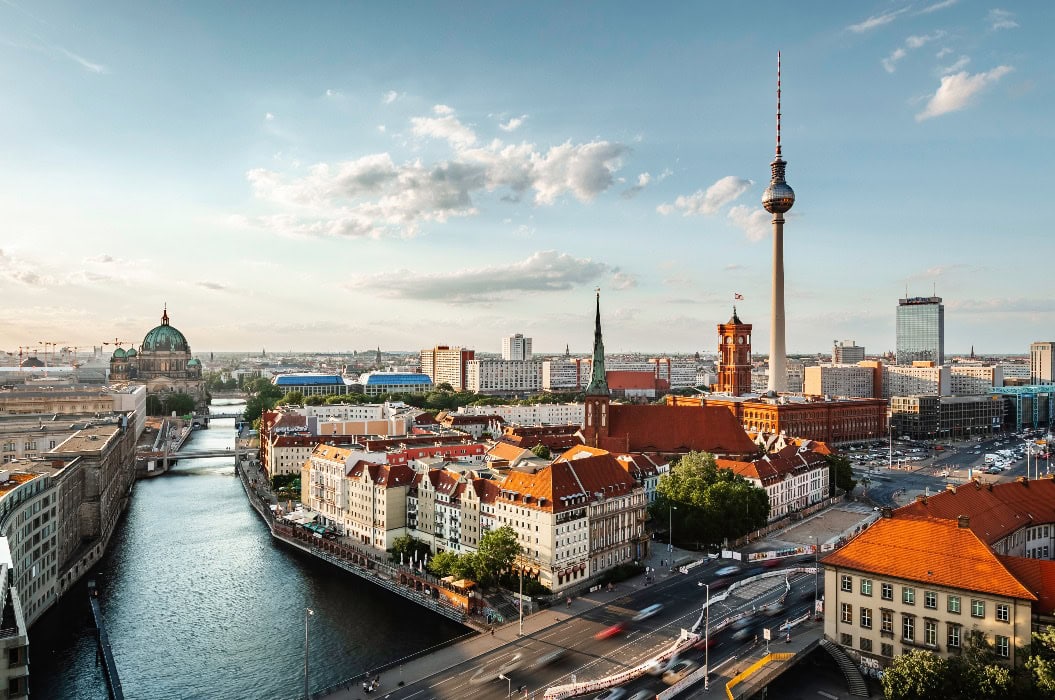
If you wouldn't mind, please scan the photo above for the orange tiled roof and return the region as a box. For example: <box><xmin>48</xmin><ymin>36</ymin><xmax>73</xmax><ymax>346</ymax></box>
<box><xmin>717</xmin><ymin>450</ymin><xmax>827</xmax><ymax>486</ymax></box>
<box><xmin>555</xmin><ymin>445</ymin><xmax>610</xmax><ymax>461</ymax></box>
<box><xmin>602</xmin><ymin>404</ymin><xmax>757</xmax><ymax>455</ymax></box>
<box><xmin>606</xmin><ymin>370</ymin><xmax>657</xmax><ymax>391</ymax></box>
<box><xmin>822</xmin><ymin>515</ymin><xmax>1036</xmax><ymax>601</ymax></box>
<box><xmin>999</xmin><ymin>556</ymin><xmax>1055</xmax><ymax>615</ymax></box>
<box><xmin>501</xmin><ymin>453</ymin><xmax>636</xmax><ymax>513</ymax></box>
<box><xmin>488</xmin><ymin>441</ymin><xmax>532</xmax><ymax>463</ymax></box>
<box><xmin>896</xmin><ymin>478</ymin><xmax>1055</xmax><ymax>545</ymax></box>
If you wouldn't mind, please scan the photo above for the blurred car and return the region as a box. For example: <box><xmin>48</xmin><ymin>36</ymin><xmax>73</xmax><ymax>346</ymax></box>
<box><xmin>532</xmin><ymin>649</ymin><xmax>566</xmax><ymax>669</ymax></box>
<box><xmin>627</xmin><ymin>691</ymin><xmax>654</xmax><ymax>700</ymax></box>
<box><xmin>715</xmin><ymin>565</ymin><xmax>740</xmax><ymax>576</ymax></box>
<box><xmin>595</xmin><ymin>688</ymin><xmax>627</xmax><ymax>700</ymax></box>
<box><xmin>762</xmin><ymin>559</ymin><xmax>783</xmax><ymax>569</ymax></box>
<box><xmin>644</xmin><ymin>657</ymin><xmax>674</xmax><ymax>676</ymax></box>
<box><xmin>731</xmin><ymin>627</ymin><xmax>753</xmax><ymax>642</ymax></box>
<box><xmin>692</xmin><ymin>635</ymin><xmax>716</xmax><ymax>650</ymax></box>
<box><xmin>708</xmin><ymin>577</ymin><xmax>733</xmax><ymax>591</ymax></box>
<box><xmin>633</xmin><ymin>603</ymin><xmax>663</xmax><ymax>621</ymax></box>
<box><xmin>662</xmin><ymin>660</ymin><xmax>698</xmax><ymax>685</ymax></box>
<box><xmin>594</xmin><ymin>622</ymin><xmax>626</xmax><ymax>640</ymax></box>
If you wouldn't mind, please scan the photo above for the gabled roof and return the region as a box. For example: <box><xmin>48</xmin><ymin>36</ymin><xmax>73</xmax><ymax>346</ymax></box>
<box><xmin>602</xmin><ymin>404</ymin><xmax>757</xmax><ymax>455</ymax></box>
<box><xmin>312</xmin><ymin>443</ymin><xmax>351</xmax><ymax>462</ymax></box>
<box><xmin>717</xmin><ymin>449</ymin><xmax>827</xmax><ymax>486</ymax></box>
<box><xmin>487</xmin><ymin>441</ymin><xmax>533</xmax><ymax>464</ymax></box>
<box><xmin>501</xmin><ymin>453</ymin><xmax>637</xmax><ymax>513</ymax></box>
<box><xmin>896</xmin><ymin>478</ymin><xmax>1055</xmax><ymax>545</ymax></box>
<box><xmin>822</xmin><ymin>515</ymin><xmax>1036</xmax><ymax>601</ymax></box>
<box><xmin>471</xmin><ymin>477</ymin><xmax>501</xmax><ymax>504</ymax></box>
<box><xmin>999</xmin><ymin>556</ymin><xmax>1055</xmax><ymax>615</ymax></box>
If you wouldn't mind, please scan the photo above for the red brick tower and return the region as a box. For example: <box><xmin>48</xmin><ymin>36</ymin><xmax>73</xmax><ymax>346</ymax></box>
<box><xmin>717</xmin><ymin>308</ymin><xmax>752</xmax><ymax>396</ymax></box>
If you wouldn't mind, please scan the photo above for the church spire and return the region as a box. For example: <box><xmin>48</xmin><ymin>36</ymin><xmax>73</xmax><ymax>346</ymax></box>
<box><xmin>161</xmin><ymin>303</ymin><xmax>170</xmax><ymax>326</ymax></box>
<box><xmin>585</xmin><ymin>290</ymin><xmax>609</xmax><ymax>396</ymax></box>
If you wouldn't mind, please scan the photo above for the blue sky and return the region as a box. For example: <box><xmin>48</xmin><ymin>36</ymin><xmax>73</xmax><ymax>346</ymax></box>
<box><xmin>0</xmin><ymin>1</ymin><xmax>1048</xmax><ymax>356</ymax></box>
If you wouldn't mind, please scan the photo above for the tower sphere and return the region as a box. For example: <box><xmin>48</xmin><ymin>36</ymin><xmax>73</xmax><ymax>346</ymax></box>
<box><xmin>762</xmin><ymin>176</ymin><xmax>795</xmax><ymax>214</ymax></box>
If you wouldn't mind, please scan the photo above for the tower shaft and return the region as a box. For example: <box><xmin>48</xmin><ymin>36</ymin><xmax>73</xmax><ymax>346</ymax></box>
<box><xmin>768</xmin><ymin>214</ymin><xmax>787</xmax><ymax>393</ymax></box>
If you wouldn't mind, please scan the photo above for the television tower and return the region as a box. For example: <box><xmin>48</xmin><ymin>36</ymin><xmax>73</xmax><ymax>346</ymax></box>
<box><xmin>762</xmin><ymin>52</ymin><xmax>795</xmax><ymax>393</ymax></box>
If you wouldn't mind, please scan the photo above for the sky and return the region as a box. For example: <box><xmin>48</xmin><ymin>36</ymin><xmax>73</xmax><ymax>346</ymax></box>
<box><xmin>0</xmin><ymin>1</ymin><xmax>1050</xmax><ymax>357</ymax></box>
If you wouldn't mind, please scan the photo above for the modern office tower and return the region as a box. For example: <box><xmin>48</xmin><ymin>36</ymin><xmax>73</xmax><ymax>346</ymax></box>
<box><xmin>419</xmin><ymin>346</ymin><xmax>475</xmax><ymax>391</ymax></box>
<box><xmin>1030</xmin><ymin>342</ymin><xmax>1055</xmax><ymax>384</ymax></box>
<box><xmin>832</xmin><ymin>340</ymin><xmax>865</xmax><ymax>364</ymax></box>
<box><xmin>717</xmin><ymin>308</ymin><xmax>752</xmax><ymax>396</ymax></box>
<box><xmin>501</xmin><ymin>334</ymin><xmax>533</xmax><ymax>361</ymax></box>
<box><xmin>762</xmin><ymin>53</ymin><xmax>795</xmax><ymax>393</ymax></box>
<box><xmin>895</xmin><ymin>296</ymin><xmax>944</xmax><ymax>366</ymax></box>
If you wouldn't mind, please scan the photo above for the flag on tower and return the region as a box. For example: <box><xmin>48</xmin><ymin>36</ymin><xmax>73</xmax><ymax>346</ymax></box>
<box><xmin>734</xmin><ymin>293</ymin><xmax>744</xmax><ymax>300</ymax></box>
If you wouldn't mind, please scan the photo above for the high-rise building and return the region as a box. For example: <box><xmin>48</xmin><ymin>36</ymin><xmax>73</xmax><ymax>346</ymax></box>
<box><xmin>762</xmin><ymin>53</ymin><xmax>795</xmax><ymax>393</ymax></box>
<box><xmin>501</xmin><ymin>334</ymin><xmax>533</xmax><ymax>361</ymax></box>
<box><xmin>895</xmin><ymin>296</ymin><xmax>944</xmax><ymax>366</ymax></box>
<box><xmin>418</xmin><ymin>346</ymin><xmax>475</xmax><ymax>391</ymax></box>
<box><xmin>716</xmin><ymin>308</ymin><xmax>752</xmax><ymax>396</ymax></box>
<box><xmin>832</xmin><ymin>340</ymin><xmax>865</xmax><ymax>364</ymax></box>
<box><xmin>1030</xmin><ymin>342</ymin><xmax>1055</xmax><ymax>384</ymax></box>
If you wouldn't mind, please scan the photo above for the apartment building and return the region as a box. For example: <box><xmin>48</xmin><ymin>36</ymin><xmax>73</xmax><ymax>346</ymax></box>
<box><xmin>803</xmin><ymin>365</ymin><xmax>876</xmax><ymax>398</ymax></box>
<box><xmin>419</xmin><ymin>346</ymin><xmax>475</xmax><ymax>391</ymax></box>
<box><xmin>949</xmin><ymin>365</ymin><xmax>1004</xmax><ymax>396</ymax></box>
<box><xmin>456</xmin><ymin>403</ymin><xmax>586</xmax><ymax>426</ymax></box>
<box><xmin>717</xmin><ymin>446</ymin><xmax>830</xmax><ymax>521</ymax></box>
<box><xmin>882</xmin><ymin>363</ymin><xmax>950</xmax><ymax>398</ymax></box>
<box><xmin>464</xmin><ymin>359</ymin><xmax>542</xmax><ymax>395</ymax></box>
<box><xmin>342</xmin><ymin>461</ymin><xmax>415</xmax><ymax>550</ymax></box>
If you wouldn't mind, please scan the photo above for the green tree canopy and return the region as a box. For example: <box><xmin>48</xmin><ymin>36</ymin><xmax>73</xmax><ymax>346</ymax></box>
<box><xmin>882</xmin><ymin>649</ymin><xmax>949</xmax><ymax>700</ymax></box>
<box><xmin>1028</xmin><ymin>625</ymin><xmax>1055</xmax><ymax>694</ymax></box>
<box><xmin>304</xmin><ymin>395</ymin><xmax>326</xmax><ymax>406</ymax></box>
<box><xmin>161</xmin><ymin>392</ymin><xmax>197</xmax><ymax>416</ymax></box>
<box><xmin>648</xmin><ymin>451</ymin><xmax>769</xmax><ymax>548</ymax></box>
<box><xmin>279</xmin><ymin>391</ymin><xmax>304</xmax><ymax>405</ymax></box>
<box><xmin>530</xmin><ymin>444</ymin><xmax>551</xmax><ymax>460</ymax></box>
<box><xmin>826</xmin><ymin>454</ymin><xmax>856</xmax><ymax>495</ymax></box>
<box><xmin>474</xmin><ymin>526</ymin><xmax>521</xmax><ymax>586</ymax></box>
<box><xmin>427</xmin><ymin>550</ymin><xmax>460</xmax><ymax>577</ymax></box>
<box><xmin>882</xmin><ymin>632</ymin><xmax>1015</xmax><ymax>700</ymax></box>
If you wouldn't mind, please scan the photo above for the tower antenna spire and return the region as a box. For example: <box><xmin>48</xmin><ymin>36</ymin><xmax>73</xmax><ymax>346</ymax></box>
<box><xmin>776</xmin><ymin>50</ymin><xmax>782</xmax><ymax>157</ymax></box>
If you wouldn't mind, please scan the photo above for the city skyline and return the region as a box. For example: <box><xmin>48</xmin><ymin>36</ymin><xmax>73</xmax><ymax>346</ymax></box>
<box><xmin>1</xmin><ymin>2</ymin><xmax>1049</xmax><ymax>354</ymax></box>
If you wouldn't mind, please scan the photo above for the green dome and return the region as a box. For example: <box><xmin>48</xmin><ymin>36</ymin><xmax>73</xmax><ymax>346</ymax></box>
<box><xmin>126</xmin><ymin>348</ymin><xmax>137</xmax><ymax>357</ymax></box>
<box><xmin>113</xmin><ymin>348</ymin><xmax>127</xmax><ymax>359</ymax></box>
<box><xmin>187</xmin><ymin>358</ymin><xmax>200</xmax><ymax>367</ymax></box>
<box><xmin>142</xmin><ymin>307</ymin><xmax>190</xmax><ymax>353</ymax></box>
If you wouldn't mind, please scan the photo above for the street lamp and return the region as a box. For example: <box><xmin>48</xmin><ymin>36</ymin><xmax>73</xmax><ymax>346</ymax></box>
<box><xmin>809</xmin><ymin>536</ymin><xmax>819</xmax><ymax>616</ymax></box>
<box><xmin>668</xmin><ymin>505</ymin><xmax>677</xmax><ymax>556</ymax></box>
<box><xmin>702</xmin><ymin>582</ymin><xmax>710</xmax><ymax>690</ymax></box>
<box><xmin>498</xmin><ymin>673</ymin><xmax>511</xmax><ymax>698</ymax></box>
<box><xmin>303</xmin><ymin>607</ymin><xmax>314</xmax><ymax>700</ymax></box>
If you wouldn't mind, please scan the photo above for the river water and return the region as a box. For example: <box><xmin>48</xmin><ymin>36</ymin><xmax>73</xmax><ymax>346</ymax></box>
<box><xmin>29</xmin><ymin>404</ymin><xmax>466</xmax><ymax>699</ymax></box>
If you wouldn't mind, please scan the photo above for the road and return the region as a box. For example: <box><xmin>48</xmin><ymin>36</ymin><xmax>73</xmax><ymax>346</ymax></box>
<box><xmin>370</xmin><ymin>562</ymin><xmax>819</xmax><ymax>700</ymax></box>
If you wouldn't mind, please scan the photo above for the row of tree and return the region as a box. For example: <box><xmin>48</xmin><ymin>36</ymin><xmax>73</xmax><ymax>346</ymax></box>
<box><xmin>883</xmin><ymin>628</ymin><xmax>1055</xmax><ymax>699</ymax></box>
<box><xmin>145</xmin><ymin>392</ymin><xmax>197</xmax><ymax>417</ymax></box>
<box><xmin>389</xmin><ymin>526</ymin><xmax>525</xmax><ymax>590</ymax></box>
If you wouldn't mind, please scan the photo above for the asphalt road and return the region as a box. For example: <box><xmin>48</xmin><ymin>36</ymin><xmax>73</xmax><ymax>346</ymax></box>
<box><xmin>373</xmin><ymin>564</ymin><xmax>818</xmax><ymax>700</ymax></box>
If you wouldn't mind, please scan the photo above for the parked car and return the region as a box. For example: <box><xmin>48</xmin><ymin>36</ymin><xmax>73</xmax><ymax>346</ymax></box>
<box><xmin>633</xmin><ymin>603</ymin><xmax>663</xmax><ymax>621</ymax></box>
<box><xmin>662</xmin><ymin>660</ymin><xmax>698</xmax><ymax>685</ymax></box>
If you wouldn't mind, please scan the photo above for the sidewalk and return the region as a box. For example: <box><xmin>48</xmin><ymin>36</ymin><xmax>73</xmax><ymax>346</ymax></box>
<box><xmin>316</xmin><ymin>545</ymin><xmax>704</xmax><ymax>700</ymax></box>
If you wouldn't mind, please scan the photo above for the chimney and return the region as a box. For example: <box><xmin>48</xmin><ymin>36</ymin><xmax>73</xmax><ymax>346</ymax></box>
<box><xmin>916</xmin><ymin>494</ymin><xmax>927</xmax><ymax>505</ymax></box>
<box><xmin>957</xmin><ymin>515</ymin><xmax>970</xmax><ymax>528</ymax></box>
<box><xmin>1017</xmin><ymin>476</ymin><xmax>1029</xmax><ymax>487</ymax></box>
<box><xmin>880</xmin><ymin>507</ymin><xmax>893</xmax><ymax>519</ymax></box>
<box><xmin>946</xmin><ymin>484</ymin><xmax>957</xmax><ymax>494</ymax></box>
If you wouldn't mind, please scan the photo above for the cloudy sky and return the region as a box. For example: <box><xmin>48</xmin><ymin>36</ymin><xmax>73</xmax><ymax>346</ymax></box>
<box><xmin>0</xmin><ymin>1</ymin><xmax>1048</xmax><ymax>356</ymax></box>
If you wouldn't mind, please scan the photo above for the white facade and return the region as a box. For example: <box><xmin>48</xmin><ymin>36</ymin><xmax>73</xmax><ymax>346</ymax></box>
<box><xmin>457</xmin><ymin>403</ymin><xmax>585</xmax><ymax>426</ymax></box>
<box><xmin>649</xmin><ymin>358</ymin><xmax>698</xmax><ymax>389</ymax></box>
<box><xmin>998</xmin><ymin>362</ymin><xmax>1030</xmax><ymax>381</ymax></box>
<box><xmin>804</xmin><ymin>365</ymin><xmax>875</xmax><ymax>398</ymax></box>
<box><xmin>882</xmin><ymin>364</ymin><xmax>950</xmax><ymax>398</ymax></box>
<box><xmin>502</xmin><ymin>334</ymin><xmax>533</xmax><ymax>361</ymax></box>
<box><xmin>1030</xmin><ymin>342</ymin><xmax>1055</xmax><ymax>384</ymax></box>
<box><xmin>465</xmin><ymin>359</ymin><xmax>542</xmax><ymax>394</ymax></box>
<box><xmin>542</xmin><ymin>359</ymin><xmax>590</xmax><ymax>391</ymax></box>
<box><xmin>950</xmin><ymin>365</ymin><xmax>1003</xmax><ymax>395</ymax></box>
<box><xmin>833</xmin><ymin>340</ymin><xmax>865</xmax><ymax>364</ymax></box>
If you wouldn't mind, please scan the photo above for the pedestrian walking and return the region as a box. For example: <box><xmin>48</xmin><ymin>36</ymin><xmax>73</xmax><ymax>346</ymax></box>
<box><xmin>491</xmin><ymin>626</ymin><xmax>495</xmax><ymax>636</ymax></box>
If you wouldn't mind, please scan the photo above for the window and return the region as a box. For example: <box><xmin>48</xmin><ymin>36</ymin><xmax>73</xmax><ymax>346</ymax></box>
<box><xmin>948</xmin><ymin>595</ymin><xmax>961</xmax><ymax>614</ymax></box>
<box><xmin>841</xmin><ymin>574</ymin><xmax>852</xmax><ymax>592</ymax></box>
<box><xmin>924</xmin><ymin>591</ymin><xmax>937</xmax><ymax>609</ymax></box>
<box><xmin>903</xmin><ymin>587</ymin><xmax>915</xmax><ymax>605</ymax></box>
<box><xmin>861</xmin><ymin>579</ymin><xmax>873</xmax><ymax>596</ymax></box>
<box><xmin>841</xmin><ymin>603</ymin><xmax>853</xmax><ymax>624</ymax></box>
<box><xmin>882</xmin><ymin>610</ymin><xmax>893</xmax><ymax>634</ymax></box>
<box><xmin>881</xmin><ymin>643</ymin><xmax>894</xmax><ymax>658</ymax></box>
<box><xmin>861</xmin><ymin>608</ymin><xmax>872</xmax><ymax>629</ymax></box>
<box><xmin>971</xmin><ymin>599</ymin><xmax>985</xmax><ymax>618</ymax></box>
<box><xmin>841</xmin><ymin>633</ymin><xmax>853</xmax><ymax>646</ymax></box>
<box><xmin>860</xmin><ymin>637</ymin><xmax>872</xmax><ymax>652</ymax></box>
<box><xmin>996</xmin><ymin>635</ymin><xmax>1009</xmax><ymax>658</ymax></box>
<box><xmin>881</xmin><ymin>582</ymin><xmax>893</xmax><ymax>600</ymax></box>
<box><xmin>996</xmin><ymin>604</ymin><xmax>1010</xmax><ymax>622</ymax></box>
<box><xmin>947</xmin><ymin>624</ymin><xmax>961</xmax><ymax>649</ymax></box>
<box><xmin>924</xmin><ymin>620</ymin><xmax>937</xmax><ymax>646</ymax></box>
<box><xmin>902</xmin><ymin>615</ymin><xmax>915</xmax><ymax>642</ymax></box>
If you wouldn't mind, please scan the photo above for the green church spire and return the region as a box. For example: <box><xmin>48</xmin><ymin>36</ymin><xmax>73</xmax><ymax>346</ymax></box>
<box><xmin>585</xmin><ymin>290</ymin><xmax>609</xmax><ymax>397</ymax></box>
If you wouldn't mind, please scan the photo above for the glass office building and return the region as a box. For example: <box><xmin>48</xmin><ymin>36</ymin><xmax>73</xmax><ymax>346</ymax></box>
<box><xmin>896</xmin><ymin>296</ymin><xmax>944</xmax><ymax>366</ymax></box>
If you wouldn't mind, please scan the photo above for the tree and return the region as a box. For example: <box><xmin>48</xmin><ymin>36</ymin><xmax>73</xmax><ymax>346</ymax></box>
<box><xmin>146</xmin><ymin>394</ymin><xmax>163</xmax><ymax>416</ymax></box>
<box><xmin>436</xmin><ymin>382</ymin><xmax>454</xmax><ymax>392</ymax></box>
<box><xmin>305</xmin><ymin>395</ymin><xmax>326</xmax><ymax>406</ymax></box>
<box><xmin>1028</xmin><ymin>625</ymin><xmax>1055</xmax><ymax>694</ymax></box>
<box><xmin>882</xmin><ymin>649</ymin><xmax>949</xmax><ymax>700</ymax></box>
<box><xmin>390</xmin><ymin>534</ymin><xmax>430</xmax><ymax>564</ymax></box>
<box><xmin>161</xmin><ymin>393</ymin><xmax>197</xmax><ymax>416</ymax></box>
<box><xmin>826</xmin><ymin>454</ymin><xmax>856</xmax><ymax>495</ymax></box>
<box><xmin>649</xmin><ymin>451</ymin><xmax>769</xmax><ymax>548</ymax></box>
<box><xmin>530</xmin><ymin>444</ymin><xmax>551</xmax><ymax>460</ymax></box>
<box><xmin>428</xmin><ymin>550</ymin><xmax>460</xmax><ymax>577</ymax></box>
<box><xmin>475</xmin><ymin>526</ymin><xmax>521</xmax><ymax>586</ymax></box>
<box><xmin>279</xmin><ymin>391</ymin><xmax>304</xmax><ymax>406</ymax></box>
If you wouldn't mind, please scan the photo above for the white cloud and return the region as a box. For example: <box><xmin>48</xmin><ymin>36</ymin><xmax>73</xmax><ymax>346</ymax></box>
<box><xmin>377</xmin><ymin>124</ymin><xmax>386</xmax><ymax>133</ymax></box>
<box><xmin>987</xmin><ymin>9</ymin><xmax>1018</xmax><ymax>31</ymax></box>
<box><xmin>325</xmin><ymin>89</ymin><xmax>341</xmax><ymax>98</ymax></box>
<box><xmin>265</xmin><ymin>112</ymin><xmax>275</xmax><ymax>121</ymax></box>
<box><xmin>657</xmin><ymin>176</ymin><xmax>752</xmax><ymax>216</ymax></box>
<box><xmin>906</xmin><ymin>31</ymin><xmax>944</xmax><ymax>49</ymax></box>
<box><xmin>344</xmin><ymin>250</ymin><xmax>615</xmax><ymax>302</ymax></box>
<box><xmin>916</xmin><ymin>65</ymin><xmax>1013</xmax><ymax>121</ymax></box>
<box><xmin>939</xmin><ymin>55</ymin><xmax>970</xmax><ymax>74</ymax></box>
<box><xmin>610</xmin><ymin>270</ymin><xmax>638</xmax><ymax>290</ymax></box>
<box><xmin>498</xmin><ymin>115</ymin><xmax>527</xmax><ymax>132</ymax></box>
<box><xmin>0</xmin><ymin>249</ymin><xmax>51</xmax><ymax>286</ymax></box>
<box><xmin>382</xmin><ymin>90</ymin><xmax>401</xmax><ymax>104</ymax></box>
<box><xmin>244</xmin><ymin>109</ymin><xmax>632</xmax><ymax>238</ymax></box>
<box><xmin>848</xmin><ymin>8</ymin><xmax>909</xmax><ymax>33</ymax></box>
<box><xmin>727</xmin><ymin>205</ymin><xmax>770</xmax><ymax>242</ymax></box>
<box><xmin>621</xmin><ymin>172</ymin><xmax>651</xmax><ymax>199</ymax></box>
<box><xmin>56</xmin><ymin>47</ymin><xmax>106</xmax><ymax>74</ymax></box>
<box><xmin>196</xmin><ymin>281</ymin><xmax>229</xmax><ymax>292</ymax></box>
<box><xmin>918</xmin><ymin>0</ymin><xmax>957</xmax><ymax>13</ymax></box>
<box><xmin>411</xmin><ymin>107</ymin><xmax>477</xmax><ymax>148</ymax></box>
<box><xmin>882</xmin><ymin>48</ymin><xmax>907</xmax><ymax>73</ymax></box>
<box><xmin>936</xmin><ymin>47</ymin><xmax>953</xmax><ymax>59</ymax></box>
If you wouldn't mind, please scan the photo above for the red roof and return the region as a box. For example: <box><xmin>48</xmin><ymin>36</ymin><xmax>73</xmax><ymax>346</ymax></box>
<box><xmin>717</xmin><ymin>450</ymin><xmax>827</xmax><ymax>486</ymax></box>
<box><xmin>822</xmin><ymin>515</ymin><xmax>1035</xmax><ymax>601</ymax></box>
<box><xmin>501</xmin><ymin>453</ymin><xmax>636</xmax><ymax>513</ymax></box>
<box><xmin>606</xmin><ymin>370</ymin><xmax>657</xmax><ymax>391</ymax></box>
<box><xmin>999</xmin><ymin>556</ymin><xmax>1055</xmax><ymax>615</ymax></box>
<box><xmin>600</xmin><ymin>404</ymin><xmax>757</xmax><ymax>456</ymax></box>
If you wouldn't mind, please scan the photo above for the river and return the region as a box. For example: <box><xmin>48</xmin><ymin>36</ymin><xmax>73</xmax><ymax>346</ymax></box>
<box><xmin>29</xmin><ymin>403</ymin><xmax>466</xmax><ymax>699</ymax></box>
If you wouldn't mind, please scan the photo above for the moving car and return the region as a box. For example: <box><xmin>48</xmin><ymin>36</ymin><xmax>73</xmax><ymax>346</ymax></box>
<box><xmin>627</xmin><ymin>691</ymin><xmax>654</xmax><ymax>700</ymax></box>
<box><xmin>633</xmin><ymin>603</ymin><xmax>663</xmax><ymax>621</ymax></box>
<box><xmin>595</xmin><ymin>689</ymin><xmax>626</xmax><ymax>700</ymax></box>
<box><xmin>662</xmin><ymin>660</ymin><xmax>698</xmax><ymax>685</ymax></box>
<box><xmin>715</xmin><ymin>565</ymin><xmax>740</xmax><ymax>576</ymax></box>
<box><xmin>594</xmin><ymin>622</ymin><xmax>626</xmax><ymax>640</ymax></box>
